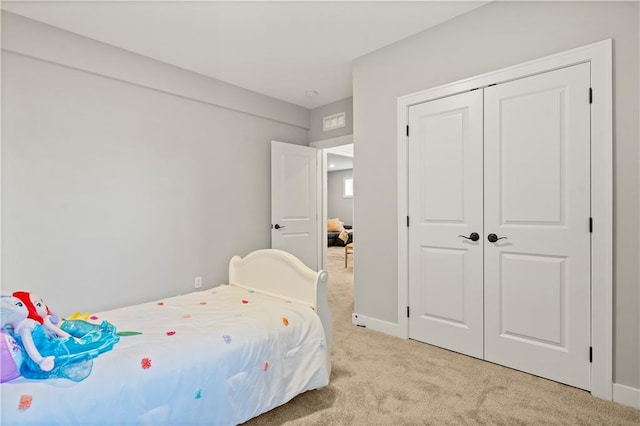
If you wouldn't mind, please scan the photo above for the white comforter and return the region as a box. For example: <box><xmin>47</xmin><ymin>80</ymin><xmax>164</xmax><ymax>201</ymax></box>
<box><xmin>1</xmin><ymin>285</ymin><xmax>330</xmax><ymax>425</ymax></box>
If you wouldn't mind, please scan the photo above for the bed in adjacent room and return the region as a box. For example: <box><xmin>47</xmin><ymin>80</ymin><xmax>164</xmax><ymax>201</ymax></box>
<box><xmin>1</xmin><ymin>249</ymin><xmax>332</xmax><ymax>425</ymax></box>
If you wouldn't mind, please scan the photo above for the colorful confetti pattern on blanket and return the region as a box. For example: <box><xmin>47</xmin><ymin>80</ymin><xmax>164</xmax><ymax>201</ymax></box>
<box><xmin>1</xmin><ymin>285</ymin><xmax>330</xmax><ymax>426</ymax></box>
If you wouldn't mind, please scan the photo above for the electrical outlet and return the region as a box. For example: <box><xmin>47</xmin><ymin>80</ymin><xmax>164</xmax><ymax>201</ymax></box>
<box><xmin>194</xmin><ymin>276</ymin><xmax>202</xmax><ymax>289</ymax></box>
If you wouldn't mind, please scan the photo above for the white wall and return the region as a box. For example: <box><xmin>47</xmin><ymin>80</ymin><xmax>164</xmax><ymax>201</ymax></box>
<box><xmin>327</xmin><ymin>169</ymin><xmax>353</xmax><ymax>227</ymax></box>
<box><xmin>1</xmin><ymin>12</ymin><xmax>309</xmax><ymax>315</ymax></box>
<box><xmin>353</xmin><ymin>1</ymin><xmax>639</xmax><ymax>389</ymax></box>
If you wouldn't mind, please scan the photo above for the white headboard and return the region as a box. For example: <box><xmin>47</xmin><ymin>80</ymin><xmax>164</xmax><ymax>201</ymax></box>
<box><xmin>228</xmin><ymin>249</ymin><xmax>332</xmax><ymax>355</ymax></box>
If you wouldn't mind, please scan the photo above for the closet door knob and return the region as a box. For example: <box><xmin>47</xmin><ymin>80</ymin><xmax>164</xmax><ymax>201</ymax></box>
<box><xmin>487</xmin><ymin>233</ymin><xmax>507</xmax><ymax>243</ymax></box>
<box><xmin>273</xmin><ymin>224</ymin><xmax>285</xmax><ymax>230</ymax></box>
<box><xmin>458</xmin><ymin>232</ymin><xmax>480</xmax><ymax>242</ymax></box>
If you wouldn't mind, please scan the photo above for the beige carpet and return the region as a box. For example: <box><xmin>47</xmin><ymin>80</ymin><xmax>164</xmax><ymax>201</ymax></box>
<box><xmin>245</xmin><ymin>247</ymin><xmax>639</xmax><ymax>425</ymax></box>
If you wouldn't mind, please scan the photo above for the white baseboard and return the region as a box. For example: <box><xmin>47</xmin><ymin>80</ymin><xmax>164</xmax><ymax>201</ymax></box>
<box><xmin>352</xmin><ymin>312</ymin><xmax>401</xmax><ymax>337</ymax></box>
<box><xmin>613</xmin><ymin>383</ymin><xmax>640</xmax><ymax>409</ymax></box>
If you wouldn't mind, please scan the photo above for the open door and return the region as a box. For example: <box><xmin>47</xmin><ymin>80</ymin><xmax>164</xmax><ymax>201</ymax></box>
<box><xmin>271</xmin><ymin>141</ymin><xmax>320</xmax><ymax>270</ymax></box>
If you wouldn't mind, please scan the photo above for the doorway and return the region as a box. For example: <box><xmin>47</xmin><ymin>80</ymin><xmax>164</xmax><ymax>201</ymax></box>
<box><xmin>325</xmin><ymin>144</ymin><xmax>354</xmax><ymax>267</ymax></box>
<box><xmin>309</xmin><ymin>136</ymin><xmax>354</xmax><ymax>271</ymax></box>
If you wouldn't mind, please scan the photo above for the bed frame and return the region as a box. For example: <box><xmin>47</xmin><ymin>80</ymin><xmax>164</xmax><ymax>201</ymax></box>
<box><xmin>229</xmin><ymin>248</ymin><xmax>332</xmax><ymax>355</ymax></box>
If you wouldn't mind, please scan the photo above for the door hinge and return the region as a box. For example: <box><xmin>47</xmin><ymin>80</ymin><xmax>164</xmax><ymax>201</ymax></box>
<box><xmin>589</xmin><ymin>217</ymin><xmax>593</xmax><ymax>233</ymax></box>
<box><xmin>589</xmin><ymin>88</ymin><xmax>593</xmax><ymax>104</ymax></box>
<box><xmin>406</xmin><ymin>125</ymin><xmax>409</xmax><ymax>137</ymax></box>
<box><xmin>589</xmin><ymin>346</ymin><xmax>593</xmax><ymax>363</ymax></box>
<box><xmin>407</xmin><ymin>306</ymin><xmax>410</xmax><ymax>318</ymax></box>
<box><xmin>407</xmin><ymin>216</ymin><xmax>410</xmax><ymax>227</ymax></box>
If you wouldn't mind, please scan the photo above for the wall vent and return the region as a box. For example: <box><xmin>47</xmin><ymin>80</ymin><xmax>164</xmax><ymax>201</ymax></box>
<box><xmin>323</xmin><ymin>112</ymin><xmax>346</xmax><ymax>131</ymax></box>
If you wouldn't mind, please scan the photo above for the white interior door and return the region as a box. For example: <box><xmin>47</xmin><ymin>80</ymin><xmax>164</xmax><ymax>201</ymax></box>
<box><xmin>271</xmin><ymin>141</ymin><xmax>319</xmax><ymax>270</ymax></box>
<box><xmin>408</xmin><ymin>90</ymin><xmax>484</xmax><ymax>358</ymax></box>
<box><xmin>483</xmin><ymin>63</ymin><xmax>591</xmax><ymax>390</ymax></box>
<box><xmin>407</xmin><ymin>63</ymin><xmax>591</xmax><ymax>390</ymax></box>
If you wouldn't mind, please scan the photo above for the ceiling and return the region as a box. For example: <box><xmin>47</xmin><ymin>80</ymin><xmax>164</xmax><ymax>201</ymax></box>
<box><xmin>327</xmin><ymin>144</ymin><xmax>353</xmax><ymax>171</ymax></box>
<box><xmin>327</xmin><ymin>153</ymin><xmax>352</xmax><ymax>172</ymax></box>
<box><xmin>1</xmin><ymin>1</ymin><xmax>489</xmax><ymax>109</ymax></box>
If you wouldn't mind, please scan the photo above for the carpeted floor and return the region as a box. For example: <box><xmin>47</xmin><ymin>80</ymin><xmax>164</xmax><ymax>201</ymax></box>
<box><xmin>245</xmin><ymin>247</ymin><xmax>639</xmax><ymax>425</ymax></box>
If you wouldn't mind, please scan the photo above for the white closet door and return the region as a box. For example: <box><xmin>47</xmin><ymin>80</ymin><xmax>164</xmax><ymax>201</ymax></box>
<box><xmin>483</xmin><ymin>63</ymin><xmax>591</xmax><ymax>390</ymax></box>
<box><xmin>408</xmin><ymin>90</ymin><xmax>484</xmax><ymax>358</ymax></box>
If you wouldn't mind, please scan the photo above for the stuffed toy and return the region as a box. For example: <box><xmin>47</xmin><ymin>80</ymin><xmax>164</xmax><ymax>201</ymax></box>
<box><xmin>5</xmin><ymin>291</ymin><xmax>120</xmax><ymax>382</ymax></box>
<box><xmin>1</xmin><ymin>293</ymin><xmax>55</xmax><ymax>373</ymax></box>
<box><xmin>15</xmin><ymin>291</ymin><xmax>120</xmax><ymax>359</ymax></box>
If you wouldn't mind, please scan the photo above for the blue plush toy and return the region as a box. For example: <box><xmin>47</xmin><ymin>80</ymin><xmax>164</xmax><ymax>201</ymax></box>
<box><xmin>3</xmin><ymin>292</ymin><xmax>120</xmax><ymax>382</ymax></box>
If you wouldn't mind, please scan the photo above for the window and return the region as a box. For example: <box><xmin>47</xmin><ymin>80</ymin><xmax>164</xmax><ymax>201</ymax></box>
<box><xmin>343</xmin><ymin>176</ymin><xmax>353</xmax><ymax>199</ymax></box>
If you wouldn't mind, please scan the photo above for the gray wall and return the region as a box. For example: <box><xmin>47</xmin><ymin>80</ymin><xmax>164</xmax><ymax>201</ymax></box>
<box><xmin>328</xmin><ymin>169</ymin><xmax>353</xmax><ymax>227</ymax></box>
<box><xmin>308</xmin><ymin>97</ymin><xmax>353</xmax><ymax>142</ymax></box>
<box><xmin>1</xmin><ymin>12</ymin><xmax>309</xmax><ymax>315</ymax></box>
<box><xmin>352</xmin><ymin>1</ymin><xmax>639</xmax><ymax>388</ymax></box>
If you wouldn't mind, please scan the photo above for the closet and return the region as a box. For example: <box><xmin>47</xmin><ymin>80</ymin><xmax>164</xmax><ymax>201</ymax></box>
<box><xmin>407</xmin><ymin>63</ymin><xmax>591</xmax><ymax>390</ymax></box>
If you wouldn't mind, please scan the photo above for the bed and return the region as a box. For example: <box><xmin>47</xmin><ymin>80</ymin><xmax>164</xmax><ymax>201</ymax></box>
<box><xmin>1</xmin><ymin>249</ymin><xmax>332</xmax><ymax>426</ymax></box>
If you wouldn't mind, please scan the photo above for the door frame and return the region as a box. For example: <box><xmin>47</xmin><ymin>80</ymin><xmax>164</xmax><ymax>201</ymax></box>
<box><xmin>310</xmin><ymin>134</ymin><xmax>354</xmax><ymax>271</ymax></box>
<box><xmin>396</xmin><ymin>40</ymin><xmax>612</xmax><ymax>399</ymax></box>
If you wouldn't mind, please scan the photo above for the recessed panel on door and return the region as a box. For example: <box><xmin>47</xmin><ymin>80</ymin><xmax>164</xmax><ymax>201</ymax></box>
<box><xmin>501</xmin><ymin>89</ymin><xmax>565</xmax><ymax>225</ymax></box>
<box><xmin>419</xmin><ymin>246</ymin><xmax>466</xmax><ymax>326</ymax></box>
<box><xmin>280</xmin><ymin>232</ymin><xmax>312</xmax><ymax>264</ymax></box>
<box><xmin>419</xmin><ymin>111</ymin><xmax>465</xmax><ymax>223</ymax></box>
<box><xmin>408</xmin><ymin>90</ymin><xmax>483</xmax><ymax>359</ymax></box>
<box><xmin>500</xmin><ymin>253</ymin><xmax>566</xmax><ymax>348</ymax></box>
<box><xmin>282</xmin><ymin>155</ymin><xmax>312</xmax><ymax>220</ymax></box>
